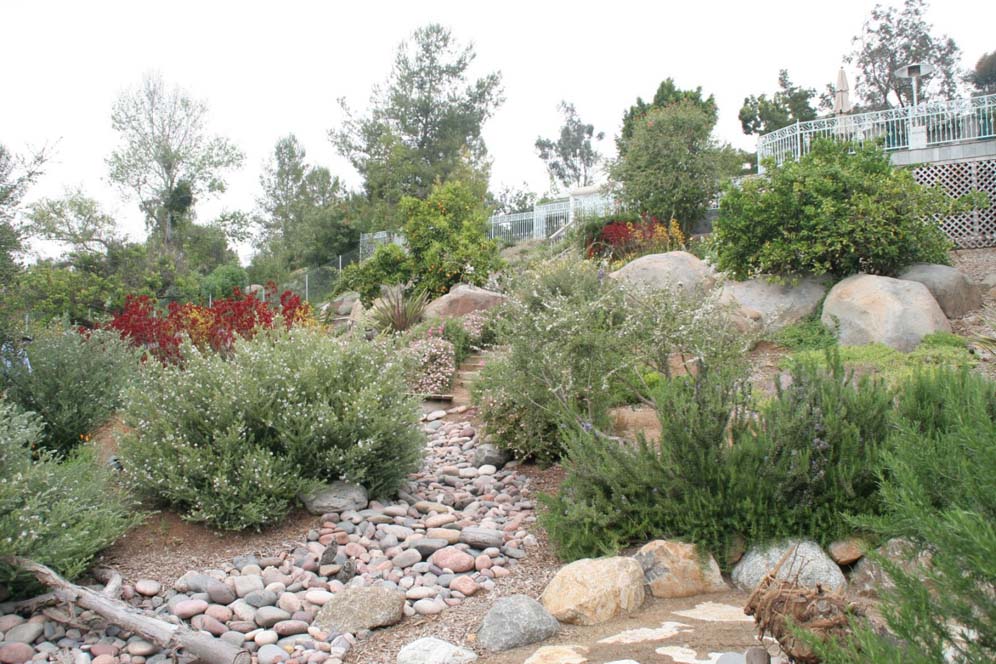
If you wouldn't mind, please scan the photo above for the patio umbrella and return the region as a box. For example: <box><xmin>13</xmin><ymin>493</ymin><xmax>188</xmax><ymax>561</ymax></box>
<box><xmin>833</xmin><ymin>67</ymin><xmax>853</xmax><ymax>114</ymax></box>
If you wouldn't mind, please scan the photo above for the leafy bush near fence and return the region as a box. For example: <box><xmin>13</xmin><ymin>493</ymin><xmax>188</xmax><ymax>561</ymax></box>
<box><xmin>541</xmin><ymin>352</ymin><xmax>896</xmax><ymax>564</ymax></box>
<box><xmin>810</xmin><ymin>368</ymin><xmax>996</xmax><ymax>664</ymax></box>
<box><xmin>579</xmin><ymin>212</ymin><xmax>685</xmax><ymax>263</ymax></box>
<box><xmin>120</xmin><ymin>328</ymin><xmax>423</xmax><ymax>530</ymax></box>
<box><xmin>0</xmin><ymin>325</ymin><xmax>140</xmax><ymax>456</ymax></box>
<box><xmin>337</xmin><ymin>243</ymin><xmax>413</xmax><ymax>305</ymax></box>
<box><xmin>713</xmin><ymin>140</ymin><xmax>959</xmax><ymax>279</ymax></box>
<box><xmin>0</xmin><ymin>400</ymin><xmax>141</xmax><ymax>596</ymax></box>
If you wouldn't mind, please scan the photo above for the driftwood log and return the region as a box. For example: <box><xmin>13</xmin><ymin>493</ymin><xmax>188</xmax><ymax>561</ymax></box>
<box><xmin>5</xmin><ymin>557</ymin><xmax>250</xmax><ymax>664</ymax></box>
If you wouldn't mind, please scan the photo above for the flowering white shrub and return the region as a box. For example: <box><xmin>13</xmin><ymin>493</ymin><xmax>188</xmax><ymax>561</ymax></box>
<box><xmin>403</xmin><ymin>336</ymin><xmax>456</xmax><ymax>395</ymax></box>
<box><xmin>120</xmin><ymin>328</ymin><xmax>423</xmax><ymax>530</ymax></box>
<box><xmin>0</xmin><ymin>399</ymin><xmax>141</xmax><ymax>593</ymax></box>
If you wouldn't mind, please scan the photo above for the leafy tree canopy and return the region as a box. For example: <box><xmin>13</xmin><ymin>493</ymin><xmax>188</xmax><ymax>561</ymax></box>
<box><xmin>331</xmin><ymin>24</ymin><xmax>503</xmax><ymax>222</ymax></box>
<box><xmin>968</xmin><ymin>50</ymin><xmax>996</xmax><ymax>93</ymax></box>
<box><xmin>535</xmin><ymin>102</ymin><xmax>604</xmax><ymax>192</ymax></box>
<box><xmin>107</xmin><ymin>73</ymin><xmax>243</xmax><ymax>250</ymax></box>
<box><xmin>739</xmin><ymin>70</ymin><xmax>818</xmax><ymax>136</ymax></box>
<box><xmin>618</xmin><ymin>78</ymin><xmax>717</xmax><ymax>156</ymax></box>
<box><xmin>846</xmin><ymin>0</ymin><xmax>961</xmax><ymax>109</ymax></box>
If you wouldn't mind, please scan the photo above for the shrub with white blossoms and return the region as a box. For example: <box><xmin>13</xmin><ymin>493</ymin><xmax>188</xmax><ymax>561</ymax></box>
<box><xmin>0</xmin><ymin>399</ymin><xmax>141</xmax><ymax>594</ymax></box>
<box><xmin>403</xmin><ymin>336</ymin><xmax>456</xmax><ymax>395</ymax></box>
<box><xmin>120</xmin><ymin>327</ymin><xmax>424</xmax><ymax>531</ymax></box>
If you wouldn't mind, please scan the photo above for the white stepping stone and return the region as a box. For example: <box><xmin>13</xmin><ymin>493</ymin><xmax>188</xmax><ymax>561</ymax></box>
<box><xmin>673</xmin><ymin>601</ymin><xmax>754</xmax><ymax>623</ymax></box>
<box><xmin>598</xmin><ymin>621</ymin><xmax>690</xmax><ymax>644</ymax></box>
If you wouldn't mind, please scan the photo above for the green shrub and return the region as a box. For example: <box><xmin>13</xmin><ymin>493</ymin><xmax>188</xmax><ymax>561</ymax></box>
<box><xmin>810</xmin><ymin>368</ymin><xmax>996</xmax><ymax>664</ymax></box>
<box><xmin>337</xmin><ymin>243</ymin><xmax>412</xmax><ymax>305</ymax></box>
<box><xmin>713</xmin><ymin>140</ymin><xmax>958</xmax><ymax>279</ymax></box>
<box><xmin>727</xmin><ymin>353</ymin><xmax>893</xmax><ymax>545</ymax></box>
<box><xmin>202</xmin><ymin>262</ymin><xmax>249</xmax><ymax>300</ymax></box>
<box><xmin>542</xmin><ymin>352</ymin><xmax>895</xmax><ymax>564</ymax></box>
<box><xmin>400</xmin><ymin>180</ymin><xmax>503</xmax><ymax>297</ymax></box>
<box><xmin>1</xmin><ymin>326</ymin><xmax>140</xmax><ymax>456</ymax></box>
<box><xmin>0</xmin><ymin>400</ymin><xmax>141</xmax><ymax>595</ymax></box>
<box><xmin>474</xmin><ymin>258</ymin><xmax>629</xmax><ymax>463</ymax></box>
<box><xmin>120</xmin><ymin>328</ymin><xmax>423</xmax><ymax>530</ymax></box>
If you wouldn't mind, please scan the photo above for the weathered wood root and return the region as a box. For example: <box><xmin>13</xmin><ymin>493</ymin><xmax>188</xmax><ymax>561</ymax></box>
<box><xmin>4</xmin><ymin>557</ymin><xmax>250</xmax><ymax>664</ymax></box>
<box><xmin>744</xmin><ymin>549</ymin><xmax>859</xmax><ymax>664</ymax></box>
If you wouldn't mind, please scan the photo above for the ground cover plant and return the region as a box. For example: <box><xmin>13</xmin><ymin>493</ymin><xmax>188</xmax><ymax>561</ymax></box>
<box><xmin>119</xmin><ymin>327</ymin><xmax>423</xmax><ymax>530</ymax></box>
<box><xmin>712</xmin><ymin>139</ymin><xmax>962</xmax><ymax>279</ymax></box>
<box><xmin>0</xmin><ymin>325</ymin><xmax>140</xmax><ymax>456</ymax></box>
<box><xmin>0</xmin><ymin>399</ymin><xmax>142</xmax><ymax>596</ymax></box>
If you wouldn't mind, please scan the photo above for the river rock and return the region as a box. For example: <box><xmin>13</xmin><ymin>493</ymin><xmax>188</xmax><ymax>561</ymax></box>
<box><xmin>477</xmin><ymin>595</ymin><xmax>559</xmax><ymax>652</ymax></box>
<box><xmin>633</xmin><ymin>540</ymin><xmax>728</xmax><ymax>598</ymax></box>
<box><xmin>540</xmin><ymin>557</ymin><xmax>645</xmax><ymax>625</ymax></box>
<box><xmin>431</xmin><ymin>547</ymin><xmax>475</xmax><ymax>573</ymax></box>
<box><xmin>0</xmin><ymin>643</ymin><xmax>34</xmax><ymax>664</ymax></box>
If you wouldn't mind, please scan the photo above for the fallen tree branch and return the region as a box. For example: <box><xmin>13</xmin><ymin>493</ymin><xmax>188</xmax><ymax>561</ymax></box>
<box><xmin>0</xmin><ymin>592</ymin><xmax>59</xmax><ymax>615</ymax></box>
<box><xmin>92</xmin><ymin>568</ymin><xmax>122</xmax><ymax>599</ymax></box>
<box><xmin>5</xmin><ymin>557</ymin><xmax>250</xmax><ymax>664</ymax></box>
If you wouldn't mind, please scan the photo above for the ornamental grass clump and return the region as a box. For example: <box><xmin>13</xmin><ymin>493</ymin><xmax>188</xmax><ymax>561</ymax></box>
<box><xmin>120</xmin><ymin>327</ymin><xmax>423</xmax><ymax>531</ymax></box>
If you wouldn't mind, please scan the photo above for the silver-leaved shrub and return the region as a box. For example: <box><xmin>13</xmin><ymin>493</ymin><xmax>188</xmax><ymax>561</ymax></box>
<box><xmin>120</xmin><ymin>327</ymin><xmax>423</xmax><ymax>531</ymax></box>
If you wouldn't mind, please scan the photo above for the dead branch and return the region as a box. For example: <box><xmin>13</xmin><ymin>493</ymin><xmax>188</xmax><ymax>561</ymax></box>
<box><xmin>5</xmin><ymin>557</ymin><xmax>250</xmax><ymax>664</ymax></box>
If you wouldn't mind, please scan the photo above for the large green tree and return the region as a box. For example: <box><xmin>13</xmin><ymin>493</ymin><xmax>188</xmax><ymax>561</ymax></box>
<box><xmin>739</xmin><ymin>70</ymin><xmax>818</xmax><ymax>136</ymax></box>
<box><xmin>968</xmin><ymin>50</ymin><xmax>996</xmax><ymax>94</ymax></box>
<box><xmin>846</xmin><ymin>0</ymin><xmax>961</xmax><ymax>109</ymax></box>
<box><xmin>611</xmin><ymin>102</ymin><xmax>724</xmax><ymax>232</ymax></box>
<box><xmin>535</xmin><ymin>102</ymin><xmax>604</xmax><ymax>192</ymax></box>
<box><xmin>27</xmin><ymin>189</ymin><xmax>122</xmax><ymax>254</ymax></box>
<box><xmin>617</xmin><ymin>79</ymin><xmax>717</xmax><ymax>157</ymax></box>
<box><xmin>253</xmin><ymin>135</ymin><xmax>358</xmax><ymax>276</ymax></box>
<box><xmin>107</xmin><ymin>73</ymin><xmax>244</xmax><ymax>252</ymax></box>
<box><xmin>331</xmin><ymin>24</ymin><xmax>503</xmax><ymax>226</ymax></box>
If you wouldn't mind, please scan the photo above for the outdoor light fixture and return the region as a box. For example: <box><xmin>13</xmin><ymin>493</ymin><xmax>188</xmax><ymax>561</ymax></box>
<box><xmin>894</xmin><ymin>62</ymin><xmax>936</xmax><ymax>106</ymax></box>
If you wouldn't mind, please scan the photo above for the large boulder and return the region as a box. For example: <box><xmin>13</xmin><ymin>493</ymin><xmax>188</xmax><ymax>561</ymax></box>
<box><xmin>849</xmin><ymin>537</ymin><xmax>932</xmax><ymax>598</ymax></box>
<box><xmin>821</xmin><ymin>274</ymin><xmax>950</xmax><ymax>352</ymax></box>
<box><xmin>897</xmin><ymin>263</ymin><xmax>982</xmax><ymax>318</ymax></box>
<box><xmin>396</xmin><ymin>638</ymin><xmax>478</xmax><ymax>664</ymax></box>
<box><xmin>424</xmin><ymin>284</ymin><xmax>507</xmax><ymax>319</ymax></box>
<box><xmin>720</xmin><ymin>276</ymin><xmax>828</xmax><ymax>332</ymax></box>
<box><xmin>540</xmin><ymin>557</ymin><xmax>645</xmax><ymax>625</ymax></box>
<box><xmin>312</xmin><ymin>585</ymin><xmax>405</xmax><ymax>634</ymax></box>
<box><xmin>476</xmin><ymin>595</ymin><xmax>560</xmax><ymax>652</ymax></box>
<box><xmin>300</xmin><ymin>481</ymin><xmax>368</xmax><ymax>515</ymax></box>
<box><xmin>731</xmin><ymin>540</ymin><xmax>846</xmax><ymax>592</ymax></box>
<box><xmin>633</xmin><ymin>540</ymin><xmax>728</xmax><ymax>598</ymax></box>
<box><xmin>609</xmin><ymin>251</ymin><xmax>717</xmax><ymax>296</ymax></box>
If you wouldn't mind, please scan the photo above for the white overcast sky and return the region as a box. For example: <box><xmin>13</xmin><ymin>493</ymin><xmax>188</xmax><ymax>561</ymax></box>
<box><xmin>3</xmin><ymin>0</ymin><xmax>993</xmax><ymax>262</ymax></box>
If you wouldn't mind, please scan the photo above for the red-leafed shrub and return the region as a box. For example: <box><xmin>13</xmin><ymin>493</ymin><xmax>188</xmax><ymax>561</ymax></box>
<box><xmin>582</xmin><ymin>213</ymin><xmax>685</xmax><ymax>262</ymax></box>
<box><xmin>107</xmin><ymin>284</ymin><xmax>312</xmax><ymax>364</ymax></box>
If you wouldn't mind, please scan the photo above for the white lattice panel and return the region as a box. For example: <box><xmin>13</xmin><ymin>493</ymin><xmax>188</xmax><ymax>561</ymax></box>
<box><xmin>914</xmin><ymin>157</ymin><xmax>996</xmax><ymax>248</ymax></box>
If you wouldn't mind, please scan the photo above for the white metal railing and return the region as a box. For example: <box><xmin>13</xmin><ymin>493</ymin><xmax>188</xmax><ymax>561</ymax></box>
<box><xmin>488</xmin><ymin>192</ymin><xmax>620</xmax><ymax>244</ymax></box>
<box><xmin>757</xmin><ymin>93</ymin><xmax>996</xmax><ymax>170</ymax></box>
<box><xmin>358</xmin><ymin>230</ymin><xmax>406</xmax><ymax>260</ymax></box>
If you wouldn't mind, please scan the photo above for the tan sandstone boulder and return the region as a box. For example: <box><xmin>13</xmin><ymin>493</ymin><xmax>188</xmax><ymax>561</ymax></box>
<box><xmin>609</xmin><ymin>251</ymin><xmax>717</xmax><ymax>296</ymax></box>
<box><xmin>540</xmin><ymin>557</ymin><xmax>645</xmax><ymax>625</ymax></box>
<box><xmin>633</xmin><ymin>540</ymin><xmax>728</xmax><ymax>598</ymax></box>
<box><xmin>424</xmin><ymin>284</ymin><xmax>507</xmax><ymax>319</ymax></box>
<box><xmin>821</xmin><ymin>274</ymin><xmax>950</xmax><ymax>351</ymax></box>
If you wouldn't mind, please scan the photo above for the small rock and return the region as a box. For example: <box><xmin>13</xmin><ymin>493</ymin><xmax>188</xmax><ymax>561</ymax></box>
<box><xmin>393</xmin><ymin>549</ymin><xmax>422</xmax><ymax>569</ymax></box>
<box><xmin>426</xmin><ymin>410</ymin><xmax>447</xmax><ymax>422</ymax></box>
<box><xmin>522</xmin><ymin>645</ymin><xmax>589</xmax><ymax>664</ymax></box>
<box><xmin>413</xmin><ymin>598</ymin><xmax>446</xmax><ymax>615</ymax></box>
<box><xmin>301</xmin><ymin>482</ymin><xmax>369</xmax><ymax>515</ymax></box>
<box><xmin>0</xmin><ymin>643</ymin><xmax>34</xmax><ymax>664</ymax></box>
<box><xmin>257</xmin><ymin>644</ymin><xmax>289</xmax><ymax>664</ymax></box>
<box><xmin>431</xmin><ymin>548</ymin><xmax>475</xmax><ymax>573</ymax></box>
<box><xmin>255</xmin><ymin>607</ymin><xmax>292</xmax><ymax>628</ymax></box>
<box><xmin>274</xmin><ymin>620</ymin><xmax>310</xmax><ymax>637</ymax></box>
<box><xmin>828</xmin><ymin>538</ymin><xmax>867</xmax><ymax>566</ymax></box>
<box><xmin>396</xmin><ymin>637</ymin><xmax>478</xmax><ymax>664</ymax></box>
<box><xmin>312</xmin><ymin>586</ymin><xmax>405</xmax><ymax>634</ymax></box>
<box><xmin>458</xmin><ymin>527</ymin><xmax>504</xmax><ymax>549</ymax></box>
<box><xmin>477</xmin><ymin>595</ymin><xmax>559</xmax><ymax>652</ymax></box>
<box><xmin>134</xmin><ymin>580</ymin><xmax>161</xmax><ymax>597</ymax></box>
<box><xmin>126</xmin><ymin>641</ymin><xmax>157</xmax><ymax>657</ymax></box>
<box><xmin>172</xmin><ymin>599</ymin><xmax>208</xmax><ymax>620</ymax></box>
<box><xmin>449</xmin><ymin>576</ymin><xmax>479</xmax><ymax>597</ymax></box>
